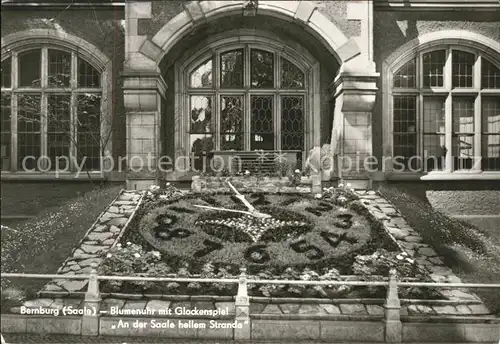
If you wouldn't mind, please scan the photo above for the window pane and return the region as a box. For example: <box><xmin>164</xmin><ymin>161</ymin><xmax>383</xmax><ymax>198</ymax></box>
<box><xmin>220</xmin><ymin>49</ymin><xmax>243</xmax><ymax>88</ymax></box>
<box><xmin>190</xmin><ymin>134</ymin><xmax>213</xmax><ymax>172</ymax></box>
<box><xmin>452</xmin><ymin>50</ymin><xmax>474</xmax><ymax>88</ymax></box>
<box><xmin>190</xmin><ymin>59</ymin><xmax>212</xmax><ymax>88</ymax></box>
<box><xmin>281</xmin><ymin>96</ymin><xmax>304</xmax><ymax>151</ymax></box>
<box><xmin>251</xmin><ymin>49</ymin><xmax>274</xmax><ymax>88</ymax></box>
<box><xmin>220</xmin><ymin>96</ymin><xmax>243</xmax><ymax>150</ymax></box>
<box><xmin>78</xmin><ymin>58</ymin><xmax>101</xmax><ymax>88</ymax></box>
<box><xmin>1</xmin><ymin>57</ymin><xmax>12</xmax><ymax>88</ymax></box>
<box><xmin>423</xmin><ymin>97</ymin><xmax>445</xmax><ymax>133</ymax></box>
<box><xmin>190</xmin><ymin>95</ymin><xmax>213</xmax><ymax>171</ymax></box>
<box><xmin>482</xmin><ymin>97</ymin><xmax>500</xmax><ymax>170</ymax></box>
<box><xmin>423</xmin><ymin>50</ymin><xmax>445</xmax><ymax>87</ymax></box>
<box><xmin>423</xmin><ymin>134</ymin><xmax>446</xmax><ymax>171</ymax></box>
<box><xmin>482</xmin><ymin>58</ymin><xmax>500</xmax><ymax>89</ymax></box>
<box><xmin>394</xmin><ymin>58</ymin><xmax>416</xmax><ymax>88</ymax></box>
<box><xmin>452</xmin><ymin>97</ymin><xmax>475</xmax><ymax>170</ymax></box>
<box><xmin>452</xmin><ymin>97</ymin><xmax>475</xmax><ymax>133</ymax></box>
<box><xmin>48</xmin><ymin>50</ymin><xmax>71</xmax><ymax>87</ymax></box>
<box><xmin>422</xmin><ymin>97</ymin><xmax>446</xmax><ymax>171</ymax></box>
<box><xmin>393</xmin><ymin>96</ymin><xmax>417</xmax><ymax>170</ymax></box>
<box><xmin>251</xmin><ymin>96</ymin><xmax>274</xmax><ymax>150</ymax></box>
<box><xmin>452</xmin><ymin>135</ymin><xmax>474</xmax><ymax>170</ymax></box>
<box><xmin>1</xmin><ymin>93</ymin><xmax>11</xmax><ymax>170</ymax></box>
<box><xmin>48</xmin><ymin>95</ymin><xmax>71</xmax><ymax>170</ymax></box>
<box><xmin>190</xmin><ymin>95</ymin><xmax>213</xmax><ymax>134</ymax></box>
<box><xmin>482</xmin><ymin>97</ymin><xmax>500</xmax><ymax>134</ymax></box>
<box><xmin>17</xmin><ymin>94</ymin><xmax>41</xmax><ymax>170</ymax></box>
<box><xmin>19</xmin><ymin>50</ymin><xmax>41</xmax><ymax>87</ymax></box>
<box><xmin>77</xmin><ymin>94</ymin><xmax>101</xmax><ymax>170</ymax></box>
<box><xmin>281</xmin><ymin>58</ymin><xmax>304</xmax><ymax>88</ymax></box>
<box><xmin>482</xmin><ymin>135</ymin><xmax>500</xmax><ymax>170</ymax></box>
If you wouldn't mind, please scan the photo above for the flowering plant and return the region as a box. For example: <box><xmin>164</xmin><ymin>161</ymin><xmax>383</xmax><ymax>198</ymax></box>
<box><xmin>145</xmin><ymin>183</ymin><xmax>182</xmax><ymax>201</ymax></box>
<box><xmin>99</xmin><ymin>242</ymin><xmax>167</xmax><ymax>291</ymax></box>
<box><xmin>322</xmin><ymin>182</ymin><xmax>358</xmax><ymax>206</ymax></box>
<box><xmin>352</xmin><ymin>248</ymin><xmax>423</xmax><ymax>278</ymax></box>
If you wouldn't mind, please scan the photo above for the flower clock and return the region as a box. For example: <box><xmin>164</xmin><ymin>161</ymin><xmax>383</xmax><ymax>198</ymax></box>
<box><xmin>138</xmin><ymin>182</ymin><xmax>373</xmax><ymax>269</ymax></box>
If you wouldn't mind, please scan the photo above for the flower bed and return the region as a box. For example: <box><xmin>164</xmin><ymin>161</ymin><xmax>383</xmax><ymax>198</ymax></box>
<box><xmin>96</xmin><ymin>184</ymin><xmax>441</xmax><ymax>299</ymax></box>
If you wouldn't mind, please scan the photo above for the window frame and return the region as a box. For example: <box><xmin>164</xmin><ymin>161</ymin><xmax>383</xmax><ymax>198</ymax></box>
<box><xmin>180</xmin><ymin>40</ymin><xmax>314</xmax><ymax>169</ymax></box>
<box><xmin>388</xmin><ymin>44</ymin><xmax>500</xmax><ymax>176</ymax></box>
<box><xmin>1</xmin><ymin>45</ymin><xmax>105</xmax><ymax>174</ymax></box>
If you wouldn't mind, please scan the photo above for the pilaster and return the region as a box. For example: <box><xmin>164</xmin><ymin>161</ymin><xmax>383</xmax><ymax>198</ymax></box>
<box><xmin>331</xmin><ymin>63</ymin><xmax>379</xmax><ymax>189</ymax></box>
<box><xmin>123</xmin><ymin>71</ymin><xmax>167</xmax><ymax>190</ymax></box>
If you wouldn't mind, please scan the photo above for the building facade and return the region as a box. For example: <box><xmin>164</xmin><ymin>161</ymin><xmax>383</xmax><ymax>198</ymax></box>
<box><xmin>1</xmin><ymin>0</ymin><xmax>499</xmax><ymax>190</ymax></box>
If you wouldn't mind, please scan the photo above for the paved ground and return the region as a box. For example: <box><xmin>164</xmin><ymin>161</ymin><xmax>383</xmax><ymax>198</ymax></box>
<box><xmin>2</xmin><ymin>335</ymin><xmax>496</xmax><ymax>344</ymax></box>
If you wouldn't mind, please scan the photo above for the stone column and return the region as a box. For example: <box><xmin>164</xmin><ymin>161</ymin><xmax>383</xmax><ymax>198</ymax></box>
<box><xmin>331</xmin><ymin>60</ymin><xmax>378</xmax><ymax>189</ymax></box>
<box><xmin>123</xmin><ymin>72</ymin><xmax>167</xmax><ymax>190</ymax></box>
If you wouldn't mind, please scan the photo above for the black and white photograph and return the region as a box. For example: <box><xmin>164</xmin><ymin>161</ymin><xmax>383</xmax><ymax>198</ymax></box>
<box><xmin>1</xmin><ymin>0</ymin><xmax>499</xmax><ymax>343</ymax></box>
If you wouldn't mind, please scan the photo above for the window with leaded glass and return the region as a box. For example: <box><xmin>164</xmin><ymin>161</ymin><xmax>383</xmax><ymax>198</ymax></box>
<box><xmin>19</xmin><ymin>50</ymin><xmax>41</xmax><ymax>88</ymax></box>
<box><xmin>220</xmin><ymin>96</ymin><xmax>243</xmax><ymax>150</ymax></box>
<box><xmin>393</xmin><ymin>58</ymin><xmax>416</xmax><ymax>88</ymax></box>
<box><xmin>1</xmin><ymin>47</ymin><xmax>103</xmax><ymax>172</ymax></box>
<box><xmin>77</xmin><ymin>94</ymin><xmax>102</xmax><ymax>171</ymax></box>
<box><xmin>1</xmin><ymin>57</ymin><xmax>12</xmax><ymax>88</ymax></box>
<box><xmin>423</xmin><ymin>97</ymin><xmax>446</xmax><ymax>171</ymax></box>
<box><xmin>48</xmin><ymin>95</ymin><xmax>71</xmax><ymax>170</ymax></box>
<box><xmin>393</xmin><ymin>96</ymin><xmax>417</xmax><ymax>170</ymax></box>
<box><xmin>423</xmin><ymin>50</ymin><xmax>445</xmax><ymax>87</ymax></box>
<box><xmin>392</xmin><ymin>46</ymin><xmax>500</xmax><ymax>173</ymax></box>
<box><xmin>220</xmin><ymin>50</ymin><xmax>243</xmax><ymax>88</ymax></box>
<box><xmin>185</xmin><ymin>44</ymin><xmax>308</xmax><ymax>171</ymax></box>
<box><xmin>17</xmin><ymin>94</ymin><xmax>41</xmax><ymax>170</ymax></box>
<box><xmin>190</xmin><ymin>59</ymin><xmax>212</xmax><ymax>88</ymax></box>
<box><xmin>190</xmin><ymin>95</ymin><xmax>213</xmax><ymax>171</ymax></box>
<box><xmin>48</xmin><ymin>50</ymin><xmax>71</xmax><ymax>87</ymax></box>
<box><xmin>1</xmin><ymin>93</ymin><xmax>11</xmax><ymax>170</ymax></box>
<box><xmin>452</xmin><ymin>97</ymin><xmax>475</xmax><ymax>170</ymax></box>
<box><xmin>482</xmin><ymin>97</ymin><xmax>500</xmax><ymax>171</ymax></box>
<box><xmin>251</xmin><ymin>96</ymin><xmax>274</xmax><ymax>150</ymax></box>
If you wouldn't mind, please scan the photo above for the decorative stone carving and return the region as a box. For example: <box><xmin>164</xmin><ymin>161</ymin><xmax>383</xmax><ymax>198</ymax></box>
<box><xmin>243</xmin><ymin>0</ymin><xmax>258</xmax><ymax>16</ymax></box>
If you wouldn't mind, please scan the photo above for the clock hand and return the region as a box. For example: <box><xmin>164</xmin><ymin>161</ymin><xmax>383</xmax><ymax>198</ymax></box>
<box><xmin>226</xmin><ymin>181</ymin><xmax>257</xmax><ymax>213</ymax></box>
<box><xmin>193</xmin><ymin>204</ymin><xmax>271</xmax><ymax>218</ymax></box>
<box><xmin>194</xmin><ymin>205</ymin><xmax>254</xmax><ymax>216</ymax></box>
<box><xmin>226</xmin><ymin>181</ymin><xmax>272</xmax><ymax>218</ymax></box>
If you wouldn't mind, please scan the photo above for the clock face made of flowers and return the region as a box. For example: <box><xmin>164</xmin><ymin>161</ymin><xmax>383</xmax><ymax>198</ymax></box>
<box><xmin>138</xmin><ymin>189</ymin><xmax>372</xmax><ymax>268</ymax></box>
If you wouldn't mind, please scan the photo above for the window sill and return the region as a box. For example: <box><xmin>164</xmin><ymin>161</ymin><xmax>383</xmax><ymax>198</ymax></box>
<box><xmin>1</xmin><ymin>171</ymin><xmax>106</xmax><ymax>181</ymax></box>
<box><xmin>385</xmin><ymin>171</ymin><xmax>500</xmax><ymax>181</ymax></box>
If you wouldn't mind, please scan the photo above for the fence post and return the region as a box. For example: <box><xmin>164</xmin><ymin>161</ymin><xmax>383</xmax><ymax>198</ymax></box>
<box><xmin>384</xmin><ymin>269</ymin><xmax>402</xmax><ymax>343</ymax></box>
<box><xmin>81</xmin><ymin>263</ymin><xmax>101</xmax><ymax>336</ymax></box>
<box><xmin>234</xmin><ymin>267</ymin><xmax>251</xmax><ymax>340</ymax></box>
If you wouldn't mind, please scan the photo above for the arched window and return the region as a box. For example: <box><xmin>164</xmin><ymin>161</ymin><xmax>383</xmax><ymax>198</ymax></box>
<box><xmin>184</xmin><ymin>44</ymin><xmax>308</xmax><ymax>171</ymax></box>
<box><xmin>1</xmin><ymin>47</ymin><xmax>102</xmax><ymax>172</ymax></box>
<box><xmin>391</xmin><ymin>47</ymin><xmax>500</xmax><ymax>172</ymax></box>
